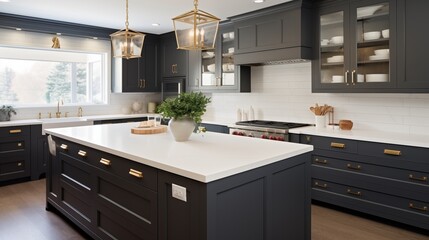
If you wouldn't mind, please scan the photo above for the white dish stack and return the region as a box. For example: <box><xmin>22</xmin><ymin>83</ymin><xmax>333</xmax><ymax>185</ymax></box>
<box><xmin>369</xmin><ymin>48</ymin><xmax>389</xmax><ymax>60</ymax></box>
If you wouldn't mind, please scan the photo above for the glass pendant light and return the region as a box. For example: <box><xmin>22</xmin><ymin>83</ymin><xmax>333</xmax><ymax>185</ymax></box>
<box><xmin>111</xmin><ymin>0</ymin><xmax>145</xmax><ymax>59</ymax></box>
<box><xmin>172</xmin><ymin>0</ymin><xmax>220</xmax><ymax>50</ymax></box>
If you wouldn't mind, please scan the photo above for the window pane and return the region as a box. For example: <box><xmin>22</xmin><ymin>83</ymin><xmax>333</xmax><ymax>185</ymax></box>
<box><xmin>0</xmin><ymin>46</ymin><xmax>107</xmax><ymax>105</ymax></box>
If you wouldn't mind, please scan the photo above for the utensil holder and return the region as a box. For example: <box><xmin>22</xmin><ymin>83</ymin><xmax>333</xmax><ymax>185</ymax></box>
<box><xmin>315</xmin><ymin>115</ymin><xmax>326</xmax><ymax>129</ymax></box>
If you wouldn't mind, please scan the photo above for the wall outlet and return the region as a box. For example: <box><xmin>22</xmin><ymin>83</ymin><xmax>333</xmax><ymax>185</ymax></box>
<box><xmin>172</xmin><ymin>183</ymin><xmax>187</xmax><ymax>202</ymax></box>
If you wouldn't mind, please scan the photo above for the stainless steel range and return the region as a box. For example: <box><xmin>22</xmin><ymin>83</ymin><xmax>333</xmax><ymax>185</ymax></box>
<box><xmin>229</xmin><ymin>120</ymin><xmax>311</xmax><ymax>141</ymax></box>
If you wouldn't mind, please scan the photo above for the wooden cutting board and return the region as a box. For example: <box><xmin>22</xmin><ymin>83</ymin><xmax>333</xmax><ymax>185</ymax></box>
<box><xmin>131</xmin><ymin>125</ymin><xmax>167</xmax><ymax>135</ymax></box>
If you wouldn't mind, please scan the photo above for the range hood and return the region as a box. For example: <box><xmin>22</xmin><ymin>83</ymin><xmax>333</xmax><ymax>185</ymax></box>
<box><xmin>229</xmin><ymin>0</ymin><xmax>313</xmax><ymax>65</ymax></box>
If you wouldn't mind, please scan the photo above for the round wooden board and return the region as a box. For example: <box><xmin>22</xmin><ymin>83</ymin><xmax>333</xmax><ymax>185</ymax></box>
<box><xmin>131</xmin><ymin>125</ymin><xmax>167</xmax><ymax>135</ymax></box>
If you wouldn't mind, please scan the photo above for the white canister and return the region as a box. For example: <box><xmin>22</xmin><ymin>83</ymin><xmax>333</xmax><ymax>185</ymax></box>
<box><xmin>315</xmin><ymin>115</ymin><xmax>326</xmax><ymax>129</ymax></box>
<box><xmin>148</xmin><ymin>102</ymin><xmax>156</xmax><ymax>113</ymax></box>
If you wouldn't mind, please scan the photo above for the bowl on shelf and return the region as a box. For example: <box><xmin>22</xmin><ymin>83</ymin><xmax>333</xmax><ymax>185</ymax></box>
<box><xmin>357</xmin><ymin>74</ymin><xmax>365</xmax><ymax>82</ymax></box>
<box><xmin>327</xmin><ymin>55</ymin><xmax>344</xmax><ymax>63</ymax></box>
<box><xmin>330</xmin><ymin>36</ymin><xmax>344</xmax><ymax>45</ymax></box>
<box><xmin>321</xmin><ymin>39</ymin><xmax>329</xmax><ymax>46</ymax></box>
<box><xmin>339</xmin><ymin>120</ymin><xmax>353</xmax><ymax>130</ymax></box>
<box><xmin>382</xmin><ymin>29</ymin><xmax>389</xmax><ymax>38</ymax></box>
<box><xmin>374</xmin><ymin>49</ymin><xmax>389</xmax><ymax>56</ymax></box>
<box><xmin>363</xmin><ymin>31</ymin><xmax>381</xmax><ymax>40</ymax></box>
<box><xmin>202</xmin><ymin>51</ymin><xmax>215</xmax><ymax>58</ymax></box>
<box><xmin>369</xmin><ymin>55</ymin><xmax>389</xmax><ymax>60</ymax></box>
<box><xmin>207</xmin><ymin>64</ymin><xmax>216</xmax><ymax>72</ymax></box>
<box><xmin>366</xmin><ymin>74</ymin><xmax>388</xmax><ymax>82</ymax></box>
<box><xmin>222</xmin><ymin>33</ymin><xmax>229</xmax><ymax>39</ymax></box>
<box><xmin>229</xmin><ymin>32</ymin><xmax>235</xmax><ymax>39</ymax></box>
<box><xmin>228</xmin><ymin>47</ymin><xmax>235</xmax><ymax>53</ymax></box>
<box><xmin>332</xmin><ymin>75</ymin><xmax>344</xmax><ymax>83</ymax></box>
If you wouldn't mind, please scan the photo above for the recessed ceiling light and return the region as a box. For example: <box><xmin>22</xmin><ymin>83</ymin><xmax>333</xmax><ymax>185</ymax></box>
<box><xmin>16</xmin><ymin>28</ymin><xmax>22</xmax><ymax>31</ymax></box>
<box><xmin>152</xmin><ymin>23</ymin><xmax>160</xmax><ymax>27</ymax></box>
<box><xmin>254</xmin><ymin>0</ymin><xmax>265</xmax><ymax>3</ymax></box>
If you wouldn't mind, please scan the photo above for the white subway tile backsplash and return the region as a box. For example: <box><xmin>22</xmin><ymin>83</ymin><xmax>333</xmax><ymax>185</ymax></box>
<box><xmin>204</xmin><ymin>62</ymin><xmax>429</xmax><ymax>134</ymax></box>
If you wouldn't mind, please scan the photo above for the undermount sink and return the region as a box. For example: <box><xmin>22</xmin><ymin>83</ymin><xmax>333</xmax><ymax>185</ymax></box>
<box><xmin>39</xmin><ymin>117</ymin><xmax>94</xmax><ymax>135</ymax></box>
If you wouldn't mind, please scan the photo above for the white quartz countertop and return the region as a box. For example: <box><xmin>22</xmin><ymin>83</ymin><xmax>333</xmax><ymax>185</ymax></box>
<box><xmin>0</xmin><ymin>114</ymin><xmax>151</xmax><ymax>127</ymax></box>
<box><xmin>45</xmin><ymin>123</ymin><xmax>313</xmax><ymax>183</ymax></box>
<box><xmin>290</xmin><ymin>126</ymin><xmax>429</xmax><ymax>149</ymax></box>
<box><xmin>0</xmin><ymin>119</ymin><xmax>42</xmax><ymax>127</ymax></box>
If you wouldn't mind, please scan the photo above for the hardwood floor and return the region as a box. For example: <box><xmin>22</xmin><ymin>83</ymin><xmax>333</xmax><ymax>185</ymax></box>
<box><xmin>0</xmin><ymin>179</ymin><xmax>428</xmax><ymax>240</ymax></box>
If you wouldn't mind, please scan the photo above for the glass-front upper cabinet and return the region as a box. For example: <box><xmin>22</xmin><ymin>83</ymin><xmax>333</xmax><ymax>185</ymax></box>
<box><xmin>313</xmin><ymin>0</ymin><xmax>396</xmax><ymax>92</ymax></box>
<box><xmin>200</xmin><ymin>24</ymin><xmax>236</xmax><ymax>89</ymax></box>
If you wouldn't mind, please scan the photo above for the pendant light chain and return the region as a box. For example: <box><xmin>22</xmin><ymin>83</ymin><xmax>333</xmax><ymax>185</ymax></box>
<box><xmin>194</xmin><ymin>0</ymin><xmax>198</xmax><ymax>11</ymax></box>
<box><xmin>125</xmin><ymin>0</ymin><xmax>129</xmax><ymax>31</ymax></box>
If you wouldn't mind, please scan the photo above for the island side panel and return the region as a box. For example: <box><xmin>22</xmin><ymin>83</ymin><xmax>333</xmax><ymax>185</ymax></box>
<box><xmin>158</xmin><ymin>153</ymin><xmax>311</xmax><ymax>240</ymax></box>
<box><xmin>158</xmin><ymin>171</ymin><xmax>208</xmax><ymax>240</ymax></box>
<box><xmin>206</xmin><ymin>153</ymin><xmax>311</xmax><ymax>240</ymax></box>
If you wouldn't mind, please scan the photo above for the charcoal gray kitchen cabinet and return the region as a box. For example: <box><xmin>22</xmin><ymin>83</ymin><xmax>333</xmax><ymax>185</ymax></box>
<box><xmin>300</xmin><ymin>134</ymin><xmax>429</xmax><ymax>230</ymax></box>
<box><xmin>198</xmin><ymin>122</ymin><xmax>229</xmax><ymax>134</ymax></box>
<box><xmin>0</xmin><ymin>125</ymin><xmax>31</xmax><ymax>184</ymax></box>
<box><xmin>158</xmin><ymin>153</ymin><xmax>311</xmax><ymax>240</ymax></box>
<box><xmin>160</xmin><ymin>32</ymin><xmax>188</xmax><ymax>78</ymax></box>
<box><xmin>120</xmin><ymin>34</ymin><xmax>160</xmax><ymax>92</ymax></box>
<box><xmin>199</xmin><ymin>22</ymin><xmax>251</xmax><ymax>93</ymax></box>
<box><xmin>31</xmin><ymin>125</ymin><xmax>48</xmax><ymax>180</ymax></box>
<box><xmin>312</xmin><ymin>0</ymin><xmax>397</xmax><ymax>93</ymax></box>
<box><xmin>187</xmin><ymin>22</ymin><xmax>251</xmax><ymax>93</ymax></box>
<box><xmin>396</xmin><ymin>0</ymin><xmax>429</xmax><ymax>91</ymax></box>
<box><xmin>47</xmin><ymin>135</ymin><xmax>311</xmax><ymax>240</ymax></box>
<box><xmin>230</xmin><ymin>0</ymin><xmax>313</xmax><ymax>65</ymax></box>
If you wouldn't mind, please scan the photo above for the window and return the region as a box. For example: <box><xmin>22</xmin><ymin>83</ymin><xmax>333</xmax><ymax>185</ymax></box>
<box><xmin>0</xmin><ymin>46</ymin><xmax>108</xmax><ymax>106</ymax></box>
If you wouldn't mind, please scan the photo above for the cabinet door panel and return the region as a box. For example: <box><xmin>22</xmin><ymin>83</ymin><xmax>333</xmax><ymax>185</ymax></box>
<box><xmin>237</xmin><ymin>25</ymin><xmax>256</xmax><ymax>51</ymax></box>
<box><xmin>397</xmin><ymin>0</ymin><xmax>429</xmax><ymax>89</ymax></box>
<box><xmin>256</xmin><ymin>19</ymin><xmax>282</xmax><ymax>47</ymax></box>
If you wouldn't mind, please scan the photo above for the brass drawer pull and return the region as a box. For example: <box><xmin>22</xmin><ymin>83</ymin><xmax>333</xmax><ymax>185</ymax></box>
<box><xmin>409</xmin><ymin>203</ymin><xmax>427</xmax><ymax>212</ymax></box>
<box><xmin>347</xmin><ymin>189</ymin><xmax>361</xmax><ymax>196</ymax></box>
<box><xmin>99</xmin><ymin>158</ymin><xmax>111</xmax><ymax>166</ymax></box>
<box><xmin>129</xmin><ymin>169</ymin><xmax>143</xmax><ymax>179</ymax></box>
<box><xmin>409</xmin><ymin>174</ymin><xmax>427</xmax><ymax>182</ymax></box>
<box><xmin>347</xmin><ymin>163</ymin><xmax>361</xmax><ymax>170</ymax></box>
<box><xmin>60</xmin><ymin>144</ymin><xmax>68</xmax><ymax>150</ymax></box>
<box><xmin>17</xmin><ymin>143</ymin><xmax>22</xmax><ymax>147</ymax></box>
<box><xmin>314</xmin><ymin>181</ymin><xmax>328</xmax><ymax>189</ymax></box>
<box><xmin>314</xmin><ymin>158</ymin><xmax>328</xmax><ymax>164</ymax></box>
<box><xmin>331</xmin><ymin>142</ymin><xmax>345</xmax><ymax>149</ymax></box>
<box><xmin>9</xmin><ymin>129</ymin><xmax>22</xmax><ymax>134</ymax></box>
<box><xmin>78</xmin><ymin>150</ymin><xmax>87</xmax><ymax>157</ymax></box>
<box><xmin>384</xmin><ymin>149</ymin><xmax>401</xmax><ymax>156</ymax></box>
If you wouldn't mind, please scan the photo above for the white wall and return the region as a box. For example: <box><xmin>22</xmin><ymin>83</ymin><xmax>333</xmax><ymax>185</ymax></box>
<box><xmin>204</xmin><ymin>62</ymin><xmax>429</xmax><ymax>135</ymax></box>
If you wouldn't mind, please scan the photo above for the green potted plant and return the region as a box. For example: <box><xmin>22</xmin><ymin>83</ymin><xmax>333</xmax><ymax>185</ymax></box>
<box><xmin>0</xmin><ymin>105</ymin><xmax>16</xmax><ymax>121</ymax></box>
<box><xmin>157</xmin><ymin>92</ymin><xmax>211</xmax><ymax>141</ymax></box>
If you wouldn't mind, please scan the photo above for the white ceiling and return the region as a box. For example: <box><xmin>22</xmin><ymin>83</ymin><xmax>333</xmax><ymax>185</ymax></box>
<box><xmin>0</xmin><ymin>0</ymin><xmax>293</xmax><ymax>34</ymax></box>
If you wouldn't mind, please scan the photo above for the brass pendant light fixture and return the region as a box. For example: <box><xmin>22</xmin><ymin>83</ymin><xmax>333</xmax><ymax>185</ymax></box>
<box><xmin>172</xmin><ymin>0</ymin><xmax>220</xmax><ymax>50</ymax></box>
<box><xmin>111</xmin><ymin>0</ymin><xmax>145</xmax><ymax>59</ymax></box>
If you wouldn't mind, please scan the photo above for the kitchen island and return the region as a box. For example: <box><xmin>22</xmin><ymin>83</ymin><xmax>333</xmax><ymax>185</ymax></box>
<box><xmin>45</xmin><ymin>122</ymin><xmax>313</xmax><ymax>240</ymax></box>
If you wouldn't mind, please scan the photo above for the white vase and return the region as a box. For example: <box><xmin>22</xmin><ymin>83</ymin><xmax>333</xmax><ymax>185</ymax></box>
<box><xmin>168</xmin><ymin>118</ymin><xmax>196</xmax><ymax>142</ymax></box>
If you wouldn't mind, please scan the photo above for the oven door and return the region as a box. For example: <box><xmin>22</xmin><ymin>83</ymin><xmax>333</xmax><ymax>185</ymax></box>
<box><xmin>162</xmin><ymin>77</ymin><xmax>185</xmax><ymax>101</ymax></box>
<box><xmin>229</xmin><ymin>127</ymin><xmax>288</xmax><ymax>141</ymax></box>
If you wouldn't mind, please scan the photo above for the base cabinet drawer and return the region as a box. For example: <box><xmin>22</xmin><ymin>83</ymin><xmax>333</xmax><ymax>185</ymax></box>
<box><xmin>312</xmin><ymin>179</ymin><xmax>429</xmax><ymax>230</ymax></box>
<box><xmin>95</xmin><ymin>169</ymin><xmax>157</xmax><ymax>240</ymax></box>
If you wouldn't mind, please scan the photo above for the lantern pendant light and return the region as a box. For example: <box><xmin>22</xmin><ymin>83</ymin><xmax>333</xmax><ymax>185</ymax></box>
<box><xmin>111</xmin><ymin>0</ymin><xmax>145</xmax><ymax>59</ymax></box>
<box><xmin>172</xmin><ymin>0</ymin><xmax>220</xmax><ymax>50</ymax></box>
